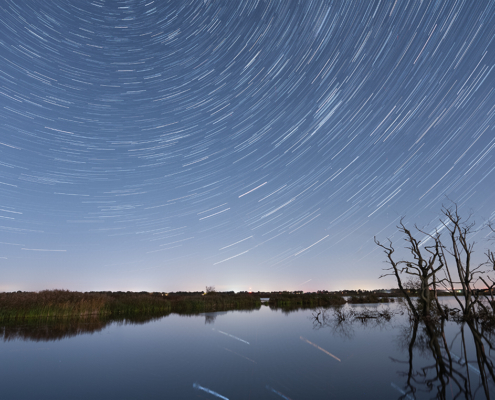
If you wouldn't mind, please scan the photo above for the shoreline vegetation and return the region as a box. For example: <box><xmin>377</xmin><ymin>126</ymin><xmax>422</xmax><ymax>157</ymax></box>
<box><xmin>0</xmin><ymin>290</ymin><xmax>374</xmax><ymax>342</ymax></box>
<box><xmin>0</xmin><ymin>287</ymin><xmax>474</xmax><ymax>322</ymax></box>
<box><xmin>0</xmin><ymin>289</ymin><xmax>346</xmax><ymax>321</ymax></box>
<box><xmin>3</xmin><ymin>207</ymin><xmax>492</xmax><ymax>324</ymax></box>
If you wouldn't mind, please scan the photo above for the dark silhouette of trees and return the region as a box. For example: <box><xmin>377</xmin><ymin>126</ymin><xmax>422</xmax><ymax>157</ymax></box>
<box><xmin>375</xmin><ymin>203</ymin><xmax>495</xmax><ymax>322</ymax></box>
<box><xmin>392</xmin><ymin>315</ymin><xmax>495</xmax><ymax>399</ymax></box>
<box><xmin>205</xmin><ymin>286</ymin><xmax>216</xmax><ymax>295</ymax></box>
<box><xmin>375</xmin><ymin>218</ymin><xmax>445</xmax><ymax>320</ymax></box>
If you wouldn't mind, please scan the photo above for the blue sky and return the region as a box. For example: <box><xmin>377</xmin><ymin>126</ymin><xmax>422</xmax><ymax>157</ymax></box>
<box><xmin>1</xmin><ymin>0</ymin><xmax>494</xmax><ymax>292</ymax></box>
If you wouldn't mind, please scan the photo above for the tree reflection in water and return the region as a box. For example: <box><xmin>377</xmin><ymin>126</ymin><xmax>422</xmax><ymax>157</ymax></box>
<box><xmin>3</xmin><ymin>306</ymin><xmax>494</xmax><ymax>398</ymax></box>
<box><xmin>311</xmin><ymin>307</ymin><xmax>494</xmax><ymax>399</ymax></box>
<box><xmin>311</xmin><ymin>305</ymin><xmax>394</xmax><ymax>340</ymax></box>
<box><xmin>394</xmin><ymin>318</ymin><xmax>494</xmax><ymax>399</ymax></box>
<box><xmin>203</xmin><ymin>311</ymin><xmax>229</xmax><ymax>324</ymax></box>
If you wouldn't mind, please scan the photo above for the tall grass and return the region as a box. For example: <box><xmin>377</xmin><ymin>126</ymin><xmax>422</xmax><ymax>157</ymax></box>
<box><xmin>347</xmin><ymin>293</ymin><xmax>389</xmax><ymax>304</ymax></box>
<box><xmin>268</xmin><ymin>293</ymin><xmax>346</xmax><ymax>307</ymax></box>
<box><xmin>0</xmin><ymin>290</ymin><xmax>107</xmax><ymax>320</ymax></box>
<box><xmin>168</xmin><ymin>292</ymin><xmax>261</xmax><ymax>312</ymax></box>
<box><xmin>0</xmin><ymin>290</ymin><xmax>264</xmax><ymax>321</ymax></box>
<box><xmin>0</xmin><ymin>290</ymin><xmax>171</xmax><ymax>321</ymax></box>
<box><xmin>0</xmin><ymin>290</ymin><xmax>350</xmax><ymax>322</ymax></box>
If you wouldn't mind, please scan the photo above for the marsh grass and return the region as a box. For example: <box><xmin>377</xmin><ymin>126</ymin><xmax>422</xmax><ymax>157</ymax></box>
<box><xmin>347</xmin><ymin>293</ymin><xmax>390</xmax><ymax>304</ymax></box>
<box><xmin>0</xmin><ymin>290</ymin><xmax>265</xmax><ymax>321</ymax></box>
<box><xmin>0</xmin><ymin>290</ymin><xmax>108</xmax><ymax>320</ymax></box>
<box><xmin>169</xmin><ymin>292</ymin><xmax>261</xmax><ymax>312</ymax></box>
<box><xmin>268</xmin><ymin>293</ymin><xmax>346</xmax><ymax>308</ymax></box>
<box><xmin>0</xmin><ymin>290</ymin><xmax>171</xmax><ymax>321</ymax></box>
<box><xmin>0</xmin><ymin>290</ymin><xmax>354</xmax><ymax>322</ymax></box>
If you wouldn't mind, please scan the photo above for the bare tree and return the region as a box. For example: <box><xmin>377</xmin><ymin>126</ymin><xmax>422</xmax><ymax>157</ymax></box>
<box><xmin>480</xmin><ymin>223</ymin><xmax>495</xmax><ymax>313</ymax></box>
<box><xmin>376</xmin><ymin>204</ymin><xmax>495</xmax><ymax>321</ymax></box>
<box><xmin>439</xmin><ymin>204</ymin><xmax>494</xmax><ymax>318</ymax></box>
<box><xmin>375</xmin><ymin>218</ymin><xmax>444</xmax><ymax>319</ymax></box>
<box><xmin>205</xmin><ymin>286</ymin><xmax>216</xmax><ymax>295</ymax></box>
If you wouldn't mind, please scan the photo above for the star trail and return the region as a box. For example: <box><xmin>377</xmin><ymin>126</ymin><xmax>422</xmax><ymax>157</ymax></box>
<box><xmin>1</xmin><ymin>0</ymin><xmax>494</xmax><ymax>292</ymax></box>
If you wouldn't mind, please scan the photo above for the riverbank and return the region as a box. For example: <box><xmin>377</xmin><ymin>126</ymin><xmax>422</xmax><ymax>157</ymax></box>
<box><xmin>0</xmin><ymin>290</ymin><xmax>349</xmax><ymax>321</ymax></box>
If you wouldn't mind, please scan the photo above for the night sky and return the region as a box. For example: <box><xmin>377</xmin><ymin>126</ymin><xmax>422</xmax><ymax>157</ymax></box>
<box><xmin>1</xmin><ymin>0</ymin><xmax>494</xmax><ymax>293</ymax></box>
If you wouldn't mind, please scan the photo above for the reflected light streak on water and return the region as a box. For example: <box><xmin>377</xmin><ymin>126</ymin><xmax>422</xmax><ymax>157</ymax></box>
<box><xmin>265</xmin><ymin>385</ymin><xmax>293</xmax><ymax>400</ymax></box>
<box><xmin>222</xmin><ymin>347</ymin><xmax>256</xmax><ymax>364</ymax></box>
<box><xmin>214</xmin><ymin>328</ymin><xmax>250</xmax><ymax>344</ymax></box>
<box><xmin>193</xmin><ymin>383</ymin><xmax>229</xmax><ymax>400</ymax></box>
<box><xmin>1</xmin><ymin>302</ymin><xmax>493</xmax><ymax>399</ymax></box>
<box><xmin>300</xmin><ymin>336</ymin><xmax>341</xmax><ymax>362</ymax></box>
<box><xmin>390</xmin><ymin>382</ymin><xmax>414</xmax><ymax>400</ymax></box>
<box><xmin>450</xmin><ymin>352</ymin><xmax>481</xmax><ymax>375</ymax></box>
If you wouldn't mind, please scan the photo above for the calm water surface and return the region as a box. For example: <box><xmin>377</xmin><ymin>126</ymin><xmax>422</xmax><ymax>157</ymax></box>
<box><xmin>1</xmin><ymin>301</ymin><xmax>493</xmax><ymax>399</ymax></box>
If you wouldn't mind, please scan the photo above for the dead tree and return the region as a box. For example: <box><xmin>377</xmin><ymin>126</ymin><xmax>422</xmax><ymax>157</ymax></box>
<box><xmin>205</xmin><ymin>286</ymin><xmax>216</xmax><ymax>295</ymax></box>
<box><xmin>439</xmin><ymin>205</ymin><xmax>492</xmax><ymax>318</ymax></box>
<box><xmin>375</xmin><ymin>218</ymin><xmax>452</xmax><ymax>318</ymax></box>
<box><xmin>376</xmin><ymin>204</ymin><xmax>495</xmax><ymax>321</ymax></box>
<box><xmin>375</xmin><ymin>219</ymin><xmax>444</xmax><ymax>319</ymax></box>
<box><xmin>481</xmin><ymin>225</ymin><xmax>495</xmax><ymax>312</ymax></box>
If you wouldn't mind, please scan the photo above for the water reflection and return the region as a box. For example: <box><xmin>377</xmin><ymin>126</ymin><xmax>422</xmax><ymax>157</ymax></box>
<box><xmin>310</xmin><ymin>305</ymin><xmax>495</xmax><ymax>399</ymax></box>
<box><xmin>265</xmin><ymin>384</ymin><xmax>293</xmax><ymax>400</ymax></box>
<box><xmin>0</xmin><ymin>314</ymin><xmax>167</xmax><ymax>342</ymax></box>
<box><xmin>310</xmin><ymin>305</ymin><xmax>394</xmax><ymax>340</ymax></box>
<box><xmin>204</xmin><ymin>311</ymin><xmax>228</xmax><ymax>324</ymax></box>
<box><xmin>300</xmin><ymin>336</ymin><xmax>341</xmax><ymax>361</ymax></box>
<box><xmin>1</xmin><ymin>304</ymin><xmax>494</xmax><ymax>399</ymax></box>
<box><xmin>0</xmin><ymin>309</ymin><xmax>255</xmax><ymax>342</ymax></box>
<box><xmin>193</xmin><ymin>382</ymin><xmax>229</xmax><ymax>399</ymax></box>
<box><xmin>393</xmin><ymin>318</ymin><xmax>495</xmax><ymax>399</ymax></box>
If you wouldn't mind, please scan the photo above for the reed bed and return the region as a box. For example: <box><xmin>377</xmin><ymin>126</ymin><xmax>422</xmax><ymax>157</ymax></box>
<box><xmin>0</xmin><ymin>290</ymin><xmax>171</xmax><ymax>321</ymax></box>
<box><xmin>347</xmin><ymin>293</ymin><xmax>390</xmax><ymax>304</ymax></box>
<box><xmin>0</xmin><ymin>290</ymin><xmax>108</xmax><ymax>320</ymax></box>
<box><xmin>0</xmin><ymin>290</ymin><xmax>354</xmax><ymax>322</ymax></box>
<box><xmin>268</xmin><ymin>293</ymin><xmax>346</xmax><ymax>307</ymax></box>
<box><xmin>168</xmin><ymin>292</ymin><xmax>261</xmax><ymax>312</ymax></box>
<box><xmin>0</xmin><ymin>290</ymin><xmax>264</xmax><ymax>321</ymax></box>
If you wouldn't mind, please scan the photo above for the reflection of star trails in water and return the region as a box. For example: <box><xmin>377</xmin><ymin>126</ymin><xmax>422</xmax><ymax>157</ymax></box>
<box><xmin>300</xmin><ymin>336</ymin><xmax>341</xmax><ymax>361</ymax></box>
<box><xmin>390</xmin><ymin>382</ymin><xmax>414</xmax><ymax>400</ymax></box>
<box><xmin>266</xmin><ymin>385</ymin><xmax>293</xmax><ymax>400</ymax></box>
<box><xmin>213</xmin><ymin>328</ymin><xmax>250</xmax><ymax>344</ymax></box>
<box><xmin>450</xmin><ymin>352</ymin><xmax>480</xmax><ymax>375</ymax></box>
<box><xmin>193</xmin><ymin>383</ymin><xmax>229</xmax><ymax>400</ymax></box>
<box><xmin>222</xmin><ymin>347</ymin><xmax>256</xmax><ymax>363</ymax></box>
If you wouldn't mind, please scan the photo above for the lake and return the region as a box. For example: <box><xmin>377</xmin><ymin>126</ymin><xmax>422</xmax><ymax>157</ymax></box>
<box><xmin>1</xmin><ymin>300</ymin><xmax>493</xmax><ymax>399</ymax></box>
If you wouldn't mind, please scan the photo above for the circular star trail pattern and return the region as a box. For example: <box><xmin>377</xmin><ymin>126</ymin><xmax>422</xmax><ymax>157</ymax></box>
<box><xmin>1</xmin><ymin>0</ymin><xmax>494</xmax><ymax>291</ymax></box>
